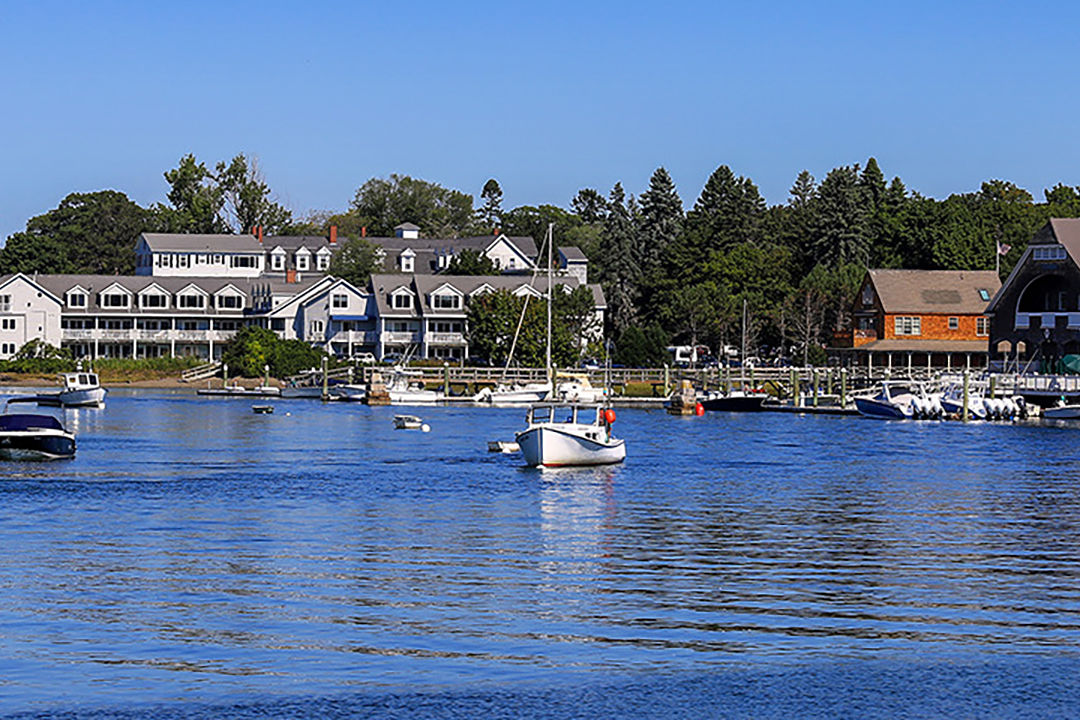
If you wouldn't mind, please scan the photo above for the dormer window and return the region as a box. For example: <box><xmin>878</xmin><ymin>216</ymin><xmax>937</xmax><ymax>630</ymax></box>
<box><xmin>217</xmin><ymin>295</ymin><xmax>242</xmax><ymax>310</ymax></box>
<box><xmin>141</xmin><ymin>293</ymin><xmax>168</xmax><ymax>309</ymax></box>
<box><xmin>316</xmin><ymin>249</ymin><xmax>331</xmax><ymax>271</ymax></box>
<box><xmin>101</xmin><ymin>292</ymin><xmax>130</xmax><ymax>308</ymax></box>
<box><xmin>392</xmin><ymin>293</ymin><xmax>413</xmax><ymax>310</ymax></box>
<box><xmin>178</xmin><ymin>294</ymin><xmax>205</xmax><ymax>309</ymax></box>
<box><xmin>432</xmin><ymin>293</ymin><xmax>461</xmax><ymax>310</ymax></box>
<box><xmin>67</xmin><ymin>292</ymin><xmax>87</xmax><ymax>308</ymax></box>
<box><xmin>271</xmin><ymin>250</ymin><xmax>285</xmax><ymax>271</ymax></box>
<box><xmin>399</xmin><ymin>250</ymin><xmax>415</xmax><ymax>273</ymax></box>
<box><xmin>295</xmin><ymin>251</ymin><xmax>310</xmax><ymax>271</ymax></box>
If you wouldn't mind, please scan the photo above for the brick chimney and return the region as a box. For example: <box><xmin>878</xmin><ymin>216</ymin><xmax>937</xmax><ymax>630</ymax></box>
<box><xmin>329</xmin><ymin>225</ymin><xmax>337</xmax><ymax>244</ymax></box>
<box><xmin>361</xmin><ymin>226</ymin><xmax>367</xmax><ymax>238</ymax></box>
<box><xmin>257</xmin><ymin>225</ymin><xmax>263</xmax><ymax>244</ymax></box>
<box><xmin>286</xmin><ymin>269</ymin><xmax>297</xmax><ymax>284</ymax></box>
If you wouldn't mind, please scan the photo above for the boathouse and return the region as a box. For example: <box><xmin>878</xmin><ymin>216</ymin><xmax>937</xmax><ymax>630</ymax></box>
<box><xmin>836</xmin><ymin>268</ymin><xmax>999</xmax><ymax>370</ymax></box>
<box><xmin>985</xmin><ymin>218</ymin><xmax>1080</xmax><ymax>372</ymax></box>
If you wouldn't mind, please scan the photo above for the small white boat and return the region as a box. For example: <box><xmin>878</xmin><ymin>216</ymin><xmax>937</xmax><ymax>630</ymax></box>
<box><xmin>488</xmin><ymin>440</ymin><xmax>520</xmax><ymax>453</ymax></box>
<box><xmin>474</xmin><ymin>382</ymin><xmax>552</xmax><ymax>405</ymax></box>
<box><xmin>35</xmin><ymin>372</ymin><xmax>106</xmax><ymax>408</ymax></box>
<box><xmin>553</xmin><ymin>373</ymin><xmax>607</xmax><ymax>404</ymax></box>
<box><xmin>0</xmin><ymin>408</ymin><xmax>76</xmax><ymax>460</ymax></box>
<box><xmin>1043</xmin><ymin>401</ymin><xmax>1080</xmax><ymax>420</ymax></box>
<box><xmin>393</xmin><ymin>414</ymin><xmax>424</xmax><ymax>430</ymax></box>
<box><xmin>333</xmin><ymin>384</ymin><xmax>367</xmax><ymax>402</ymax></box>
<box><xmin>252</xmin><ymin>404</ymin><xmax>274</xmax><ymax>414</ymax></box>
<box><xmin>515</xmin><ymin>404</ymin><xmax>626</xmax><ymax>467</ymax></box>
<box><xmin>386</xmin><ymin>368</ymin><xmax>443</xmax><ymax>405</ymax></box>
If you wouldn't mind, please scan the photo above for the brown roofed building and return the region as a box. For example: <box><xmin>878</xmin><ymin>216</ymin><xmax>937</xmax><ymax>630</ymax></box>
<box><xmin>840</xmin><ymin>268</ymin><xmax>999</xmax><ymax>369</ymax></box>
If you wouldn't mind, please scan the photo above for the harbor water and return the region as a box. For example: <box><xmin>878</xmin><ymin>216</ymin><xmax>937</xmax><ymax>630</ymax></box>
<box><xmin>1</xmin><ymin>390</ymin><xmax>1079</xmax><ymax>718</ymax></box>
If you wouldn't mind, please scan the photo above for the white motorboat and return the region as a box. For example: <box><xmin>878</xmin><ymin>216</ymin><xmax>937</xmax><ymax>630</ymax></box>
<box><xmin>515</xmin><ymin>403</ymin><xmax>626</xmax><ymax>467</ymax></box>
<box><xmin>1043</xmin><ymin>400</ymin><xmax>1080</xmax><ymax>420</ymax></box>
<box><xmin>474</xmin><ymin>381</ymin><xmax>552</xmax><ymax>405</ymax></box>
<box><xmin>333</xmin><ymin>384</ymin><xmax>367</xmax><ymax>402</ymax></box>
<box><xmin>35</xmin><ymin>372</ymin><xmax>106</xmax><ymax>408</ymax></box>
<box><xmin>0</xmin><ymin>407</ymin><xmax>76</xmax><ymax>460</ymax></box>
<box><xmin>386</xmin><ymin>367</ymin><xmax>442</xmax><ymax>405</ymax></box>
<box><xmin>854</xmin><ymin>381</ymin><xmax>943</xmax><ymax>420</ymax></box>
<box><xmin>393</xmin><ymin>414</ymin><xmax>424</xmax><ymax>430</ymax></box>
<box><xmin>553</xmin><ymin>373</ymin><xmax>606</xmax><ymax>403</ymax></box>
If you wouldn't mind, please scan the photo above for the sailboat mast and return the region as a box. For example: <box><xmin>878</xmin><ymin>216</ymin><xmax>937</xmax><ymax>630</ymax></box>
<box><xmin>546</xmin><ymin>223</ymin><xmax>553</xmax><ymax>387</ymax></box>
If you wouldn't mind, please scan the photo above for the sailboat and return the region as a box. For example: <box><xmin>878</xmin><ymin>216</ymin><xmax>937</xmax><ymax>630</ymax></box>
<box><xmin>515</xmin><ymin>225</ymin><xmax>626</xmax><ymax>467</ymax></box>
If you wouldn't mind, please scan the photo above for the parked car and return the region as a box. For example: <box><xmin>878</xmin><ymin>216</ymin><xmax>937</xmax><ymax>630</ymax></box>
<box><xmin>381</xmin><ymin>353</ymin><xmax>404</xmax><ymax>365</ymax></box>
<box><xmin>351</xmin><ymin>352</ymin><xmax>376</xmax><ymax>365</ymax></box>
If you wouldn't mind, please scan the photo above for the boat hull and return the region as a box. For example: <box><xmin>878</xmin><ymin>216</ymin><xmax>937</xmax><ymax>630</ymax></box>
<box><xmin>700</xmin><ymin>394</ymin><xmax>766</xmax><ymax>412</ymax></box>
<box><xmin>1043</xmin><ymin>405</ymin><xmax>1080</xmax><ymax>420</ymax></box>
<box><xmin>0</xmin><ymin>431</ymin><xmax>76</xmax><ymax>460</ymax></box>
<box><xmin>515</xmin><ymin>425</ymin><xmax>626</xmax><ymax>467</ymax></box>
<box><xmin>36</xmin><ymin>387</ymin><xmax>107</xmax><ymax>407</ymax></box>
<box><xmin>854</xmin><ymin>396</ymin><xmax>909</xmax><ymax>419</ymax></box>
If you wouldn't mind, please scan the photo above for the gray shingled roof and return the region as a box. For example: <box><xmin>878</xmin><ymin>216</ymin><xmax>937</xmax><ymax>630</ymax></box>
<box><xmin>559</xmin><ymin>246</ymin><xmax>587</xmax><ymax>262</ymax></box>
<box><xmin>868</xmin><ymin>269</ymin><xmax>1000</xmax><ymax>314</ymax></box>
<box><xmin>141</xmin><ymin>233</ymin><xmax>264</xmax><ymax>253</ymax></box>
<box><xmin>369</xmin><ymin>273</ymin><xmax>604</xmax><ymax>318</ymax></box>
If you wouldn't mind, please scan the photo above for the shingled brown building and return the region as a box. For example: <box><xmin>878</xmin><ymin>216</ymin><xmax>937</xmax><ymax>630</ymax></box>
<box><xmin>837</xmin><ymin>269</ymin><xmax>1000</xmax><ymax>369</ymax></box>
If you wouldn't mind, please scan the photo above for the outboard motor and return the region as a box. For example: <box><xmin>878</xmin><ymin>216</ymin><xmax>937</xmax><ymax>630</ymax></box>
<box><xmin>984</xmin><ymin>398</ymin><xmax>1001</xmax><ymax>420</ymax></box>
<box><xmin>911</xmin><ymin>397</ymin><xmax>925</xmax><ymax>418</ymax></box>
<box><xmin>928</xmin><ymin>397</ymin><xmax>944</xmax><ymax>419</ymax></box>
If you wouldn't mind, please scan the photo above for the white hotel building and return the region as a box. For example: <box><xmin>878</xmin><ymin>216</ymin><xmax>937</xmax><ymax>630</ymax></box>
<box><xmin>0</xmin><ymin>226</ymin><xmax>602</xmax><ymax>363</ymax></box>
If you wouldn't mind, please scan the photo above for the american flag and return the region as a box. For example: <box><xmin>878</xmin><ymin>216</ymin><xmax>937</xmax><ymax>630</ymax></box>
<box><xmin>997</xmin><ymin>240</ymin><xmax>1011</xmax><ymax>256</ymax></box>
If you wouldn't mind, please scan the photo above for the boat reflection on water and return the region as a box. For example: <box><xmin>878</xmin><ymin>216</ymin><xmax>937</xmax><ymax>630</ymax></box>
<box><xmin>538</xmin><ymin>467</ymin><xmax>618</xmax><ymax>583</ymax></box>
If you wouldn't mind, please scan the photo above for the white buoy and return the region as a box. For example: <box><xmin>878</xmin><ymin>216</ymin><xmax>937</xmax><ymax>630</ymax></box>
<box><xmin>421</xmin><ymin>423</ymin><xmax>431</xmax><ymax>433</ymax></box>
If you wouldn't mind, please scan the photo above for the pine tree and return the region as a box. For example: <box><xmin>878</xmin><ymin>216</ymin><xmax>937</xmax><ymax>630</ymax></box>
<box><xmin>684</xmin><ymin>165</ymin><xmax>765</xmax><ymax>254</ymax></box>
<box><xmin>789</xmin><ymin>170</ymin><xmax>817</xmax><ymax>209</ymax></box>
<box><xmin>811</xmin><ymin>165</ymin><xmax>869</xmax><ymax>267</ymax></box>
<box><xmin>478</xmin><ymin>178</ymin><xmax>503</xmax><ymax>230</ymax></box>
<box><xmin>599</xmin><ymin>183</ymin><xmax>640</xmax><ymax>337</ymax></box>
<box><xmin>638</xmin><ymin>167</ymin><xmax>684</xmax><ymax>270</ymax></box>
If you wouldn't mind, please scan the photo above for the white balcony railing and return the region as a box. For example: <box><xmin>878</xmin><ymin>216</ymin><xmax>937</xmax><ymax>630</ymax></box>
<box><xmin>426</xmin><ymin>332</ymin><xmax>466</xmax><ymax>345</ymax></box>
<box><xmin>330</xmin><ymin>330</ymin><xmax>378</xmax><ymax>343</ymax></box>
<box><xmin>382</xmin><ymin>331</ymin><xmax>420</xmax><ymax>344</ymax></box>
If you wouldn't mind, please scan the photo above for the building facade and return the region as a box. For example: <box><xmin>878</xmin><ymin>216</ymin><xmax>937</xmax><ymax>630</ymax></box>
<box><xmin>986</xmin><ymin>219</ymin><xmax>1080</xmax><ymax>372</ymax></box>
<box><xmin>837</xmin><ymin>268</ymin><xmax>999</xmax><ymax>369</ymax></box>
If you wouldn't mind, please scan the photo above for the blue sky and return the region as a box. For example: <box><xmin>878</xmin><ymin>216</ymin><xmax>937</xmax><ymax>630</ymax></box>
<box><xmin>2</xmin><ymin>0</ymin><xmax>1079</xmax><ymax>240</ymax></box>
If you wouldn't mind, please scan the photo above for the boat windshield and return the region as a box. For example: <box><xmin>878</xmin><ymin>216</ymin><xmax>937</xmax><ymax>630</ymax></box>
<box><xmin>0</xmin><ymin>414</ymin><xmax>64</xmax><ymax>431</ymax></box>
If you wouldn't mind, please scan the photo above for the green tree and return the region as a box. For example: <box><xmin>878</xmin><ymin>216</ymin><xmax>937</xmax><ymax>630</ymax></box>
<box><xmin>614</xmin><ymin>324</ymin><xmax>669</xmax><ymax>367</ymax></box>
<box><xmin>598</xmin><ymin>183</ymin><xmax>640</xmax><ymax>337</ymax></box>
<box><xmin>271</xmin><ymin>339</ymin><xmax>325</xmax><ymax>377</ymax></box>
<box><xmin>477</xmin><ymin>178</ymin><xmax>503</xmax><ymax>230</ymax></box>
<box><xmin>683</xmin><ymin>164</ymin><xmax>765</xmax><ymax>254</ymax></box>
<box><xmin>638</xmin><ymin>167</ymin><xmax>683</xmax><ymax>271</ymax></box>
<box><xmin>571</xmin><ymin>188</ymin><xmax>607</xmax><ymax>224</ymax></box>
<box><xmin>217</xmin><ymin>154</ymin><xmax>293</xmax><ymax>234</ymax></box>
<box><xmin>446</xmin><ymin>248</ymin><xmax>498</xmax><ymax>275</ymax></box>
<box><xmin>222</xmin><ymin>325</ymin><xmax>280</xmax><ymax>378</ymax></box>
<box><xmin>811</xmin><ymin>165</ymin><xmax>869</xmax><ymax>267</ymax></box>
<box><xmin>328</xmin><ymin>236</ymin><xmax>381</xmax><ymax>286</ymax></box>
<box><xmin>159</xmin><ymin>154</ymin><xmax>227</xmax><ymax>233</ymax></box>
<box><xmin>348</xmin><ymin>174</ymin><xmax>476</xmax><ymax>237</ymax></box>
<box><xmin>0</xmin><ymin>190</ymin><xmax>157</xmax><ymax>275</ymax></box>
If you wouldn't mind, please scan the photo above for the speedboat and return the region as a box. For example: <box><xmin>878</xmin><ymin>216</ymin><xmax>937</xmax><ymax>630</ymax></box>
<box><xmin>515</xmin><ymin>404</ymin><xmax>626</xmax><ymax>467</ymax></box>
<box><xmin>854</xmin><ymin>381</ymin><xmax>943</xmax><ymax>420</ymax></box>
<box><xmin>0</xmin><ymin>411</ymin><xmax>76</xmax><ymax>460</ymax></box>
<box><xmin>553</xmin><ymin>373</ymin><xmax>606</xmax><ymax>403</ymax></box>
<box><xmin>699</xmin><ymin>388</ymin><xmax>766</xmax><ymax>412</ymax></box>
<box><xmin>332</xmin><ymin>384</ymin><xmax>367</xmax><ymax>402</ymax></box>
<box><xmin>474</xmin><ymin>381</ymin><xmax>552</xmax><ymax>405</ymax></box>
<box><xmin>1043</xmin><ymin>400</ymin><xmax>1080</xmax><ymax>420</ymax></box>
<box><xmin>939</xmin><ymin>382</ymin><xmax>988</xmax><ymax>420</ymax></box>
<box><xmin>386</xmin><ymin>367</ymin><xmax>442</xmax><ymax>405</ymax></box>
<box><xmin>35</xmin><ymin>372</ymin><xmax>106</xmax><ymax>408</ymax></box>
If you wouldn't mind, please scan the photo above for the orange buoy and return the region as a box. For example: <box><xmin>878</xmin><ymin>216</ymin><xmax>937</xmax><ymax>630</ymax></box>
<box><xmin>695</xmin><ymin>402</ymin><xmax>704</xmax><ymax>416</ymax></box>
<box><xmin>604</xmin><ymin>408</ymin><xmax>617</xmax><ymax>424</ymax></box>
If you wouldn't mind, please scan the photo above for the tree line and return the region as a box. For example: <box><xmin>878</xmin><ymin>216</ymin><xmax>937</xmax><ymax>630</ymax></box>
<box><xmin>4</xmin><ymin>154</ymin><xmax>1080</xmax><ymax>364</ymax></box>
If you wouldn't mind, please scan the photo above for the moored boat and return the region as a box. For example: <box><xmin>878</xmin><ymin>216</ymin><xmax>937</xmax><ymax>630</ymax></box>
<box><xmin>0</xmin><ymin>412</ymin><xmax>76</xmax><ymax>460</ymax></box>
<box><xmin>515</xmin><ymin>404</ymin><xmax>626</xmax><ymax>467</ymax></box>
<box><xmin>35</xmin><ymin>372</ymin><xmax>106</xmax><ymax>408</ymax></box>
<box><xmin>699</xmin><ymin>389</ymin><xmax>766</xmax><ymax>412</ymax></box>
<box><xmin>854</xmin><ymin>381</ymin><xmax>943</xmax><ymax>420</ymax></box>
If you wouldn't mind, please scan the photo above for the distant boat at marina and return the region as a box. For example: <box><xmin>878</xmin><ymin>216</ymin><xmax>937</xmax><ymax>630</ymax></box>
<box><xmin>854</xmin><ymin>381</ymin><xmax>943</xmax><ymax>419</ymax></box>
<box><xmin>387</xmin><ymin>367</ymin><xmax>443</xmax><ymax>405</ymax></box>
<box><xmin>1042</xmin><ymin>400</ymin><xmax>1080</xmax><ymax>420</ymax></box>
<box><xmin>474</xmin><ymin>381</ymin><xmax>551</xmax><ymax>405</ymax></box>
<box><xmin>699</xmin><ymin>388</ymin><xmax>766</xmax><ymax>412</ymax></box>
<box><xmin>35</xmin><ymin>372</ymin><xmax>106</xmax><ymax>408</ymax></box>
<box><xmin>393</xmin><ymin>414</ymin><xmax>425</xmax><ymax>430</ymax></box>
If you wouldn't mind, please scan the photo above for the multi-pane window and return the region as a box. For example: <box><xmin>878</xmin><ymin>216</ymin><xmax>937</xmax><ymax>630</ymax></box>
<box><xmin>141</xmin><ymin>294</ymin><xmax>168</xmax><ymax>308</ymax></box>
<box><xmin>1033</xmin><ymin>245</ymin><xmax>1067</xmax><ymax>261</ymax></box>
<box><xmin>1</xmin><ymin>343</ymin><xmax>14</xmax><ymax>355</ymax></box>
<box><xmin>309</xmin><ymin>319</ymin><xmax>324</xmax><ymax>336</ymax></box>
<box><xmin>332</xmin><ymin>294</ymin><xmax>348</xmax><ymax>309</ymax></box>
<box><xmin>178</xmin><ymin>294</ymin><xmax>205</xmax><ymax>309</ymax></box>
<box><xmin>432</xmin><ymin>294</ymin><xmax>461</xmax><ymax>310</ymax></box>
<box><xmin>317</xmin><ymin>253</ymin><xmax>330</xmax><ymax>271</ymax></box>
<box><xmin>392</xmin><ymin>293</ymin><xmax>412</xmax><ymax>310</ymax></box>
<box><xmin>894</xmin><ymin>316</ymin><xmax>921</xmax><ymax>336</ymax></box>
<box><xmin>67</xmin><ymin>293</ymin><xmax>87</xmax><ymax>308</ymax></box>
<box><xmin>947</xmin><ymin>317</ymin><xmax>959</xmax><ymax>330</ymax></box>
<box><xmin>976</xmin><ymin>317</ymin><xmax>989</xmax><ymax>336</ymax></box>
<box><xmin>1</xmin><ymin>318</ymin><xmax>16</xmax><ymax>330</ymax></box>
<box><xmin>272</xmin><ymin>253</ymin><xmax>285</xmax><ymax>271</ymax></box>
<box><xmin>217</xmin><ymin>295</ymin><xmax>242</xmax><ymax>309</ymax></box>
<box><xmin>101</xmin><ymin>293</ymin><xmax>129</xmax><ymax>308</ymax></box>
<box><xmin>295</xmin><ymin>253</ymin><xmax>310</xmax><ymax>271</ymax></box>
<box><xmin>230</xmin><ymin>255</ymin><xmax>258</xmax><ymax>268</ymax></box>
